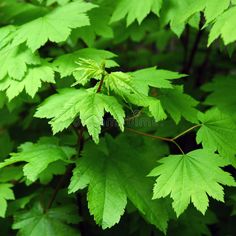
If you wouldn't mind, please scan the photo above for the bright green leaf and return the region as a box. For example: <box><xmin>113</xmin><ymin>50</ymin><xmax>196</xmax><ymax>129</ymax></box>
<box><xmin>149</xmin><ymin>149</ymin><xmax>236</xmax><ymax>216</ymax></box>
<box><xmin>35</xmin><ymin>89</ymin><xmax>125</xmax><ymax>143</ymax></box>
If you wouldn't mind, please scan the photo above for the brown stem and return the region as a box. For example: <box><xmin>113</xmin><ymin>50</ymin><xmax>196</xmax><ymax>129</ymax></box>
<box><xmin>125</xmin><ymin>128</ymin><xmax>185</xmax><ymax>154</ymax></box>
<box><xmin>126</xmin><ymin>125</ymin><xmax>201</xmax><ymax>155</ymax></box>
<box><xmin>182</xmin><ymin>15</ymin><xmax>204</xmax><ymax>74</ymax></box>
<box><xmin>45</xmin><ymin>165</ymin><xmax>74</xmax><ymax>212</ymax></box>
<box><xmin>96</xmin><ymin>61</ymin><xmax>107</xmax><ymax>93</ymax></box>
<box><xmin>125</xmin><ymin>127</ymin><xmax>172</xmax><ymax>142</ymax></box>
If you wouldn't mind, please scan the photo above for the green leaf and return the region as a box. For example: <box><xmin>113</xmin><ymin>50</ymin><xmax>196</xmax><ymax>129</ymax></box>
<box><xmin>13</xmin><ymin>203</ymin><xmax>80</xmax><ymax>236</ymax></box>
<box><xmin>0</xmin><ymin>183</ymin><xmax>14</xmax><ymax>217</ymax></box>
<box><xmin>69</xmin><ymin>144</ymin><xmax>127</xmax><ymax>229</ymax></box>
<box><xmin>69</xmin><ymin>135</ymin><xmax>169</xmax><ymax>232</ymax></box>
<box><xmin>159</xmin><ymin>86</ymin><xmax>199</xmax><ymax>123</ymax></box>
<box><xmin>54</xmin><ymin>48</ymin><xmax>117</xmax><ymax>78</ymax></box>
<box><xmin>131</xmin><ymin>67</ymin><xmax>186</xmax><ymax>95</ymax></box>
<box><xmin>72</xmin><ymin>4</ymin><xmax>113</xmax><ymax>47</ymax></box>
<box><xmin>110</xmin><ymin>0</ymin><xmax>162</xmax><ymax>26</ymax></box>
<box><xmin>105</xmin><ymin>71</ymin><xmax>138</xmax><ymax>97</ymax></box>
<box><xmin>35</xmin><ymin>89</ymin><xmax>125</xmax><ymax>143</ymax></box>
<box><xmin>0</xmin><ymin>137</ymin><xmax>75</xmax><ymax>182</ymax></box>
<box><xmin>149</xmin><ymin>149</ymin><xmax>236</xmax><ymax>216</ymax></box>
<box><xmin>159</xmin><ymin>0</ymin><xmax>205</xmax><ymax>35</ymax></box>
<box><xmin>72</xmin><ymin>58</ymin><xmax>105</xmax><ymax>86</ymax></box>
<box><xmin>0</xmin><ymin>63</ymin><xmax>55</xmax><ymax>101</ymax></box>
<box><xmin>204</xmin><ymin>0</ymin><xmax>230</xmax><ymax>25</ymax></box>
<box><xmin>202</xmin><ymin>75</ymin><xmax>236</xmax><ymax>116</ymax></box>
<box><xmin>12</xmin><ymin>1</ymin><xmax>96</xmax><ymax>51</ymax></box>
<box><xmin>208</xmin><ymin>6</ymin><xmax>236</xmax><ymax>45</ymax></box>
<box><xmin>37</xmin><ymin>161</ymin><xmax>66</xmax><ymax>185</ymax></box>
<box><xmin>0</xmin><ymin>45</ymin><xmax>40</xmax><ymax>81</ymax></box>
<box><xmin>196</xmin><ymin>108</ymin><xmax>236</xmax><ymax>161</ymax></box>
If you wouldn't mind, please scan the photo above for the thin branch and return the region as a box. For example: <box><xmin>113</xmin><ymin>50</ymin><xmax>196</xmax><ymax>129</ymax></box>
<box><xmin>96</xmin><ymin>61</ymin><xmax>107</xmax><ymax>93</ymax></box>
<box><xmin>172</xmin><ymin>124</ymin><xmax>201</xmax><ymax>140</ymax></box>
<box><xmin>45</xmin><ymin>165</ymin><xmax>74</xmax><ymax>212</ymax></box>
<box><xmin>171</xmin><ymin>140</ymin><xmax>185</xmax><ymax>155</ymax></box>
<box><xmin>182</xmin><ymin>15</ymin><xmax>204</xmax><ymax>73</ymax></box>
<box><xmin>126</xmin><ymin>124</ymin><xmax>202</xmax><ymax>155</ymax></box>
<box><xmin>125</xmin><ymin>127</ymin><xmax>185</xmax><ymax>154</ymax></box>
<box><xmin>125</xmin><ymin>127</ymin><xmax>171</xmax><ymax>142</ymax></box>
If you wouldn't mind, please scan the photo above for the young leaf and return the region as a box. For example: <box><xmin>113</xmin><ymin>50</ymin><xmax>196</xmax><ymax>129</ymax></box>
<box><xmin>110</xmin><ymin>0</ymin><xmax>163</xmax><ymax>26</ymax></box>
<box><xmin>13</xmin><ymin>203</ymin><xmax>80</xmax><ymax>236</ymax></box>
<box><xmin>196</xmin><ymin>108</ymin><xmax>236</xmax><ymax>160</ymax></box>
<box><xmin>105</xmin><ymin>71</ymin><xmax>139</xmax><ymax>97</ymax></box>
<box><xmin>149</xmin><ymin>149</ymin><xmax>236</xmax><ymax>216</ymax></box>
<box><xmin>73</xmin><ymin>58</ymin><xmax>105</xmax><ymax>86</ymax></box>
<box><xmin>69</xmin><ymin>136</ymin><xmax>169</xmax><ymax>233</ymax></box>
<box><xmin>54</xmin><ymin>48</ymin><xmax>117</xmax><ymax>78</ymax></box>
<box><xmin>12</xmin><ymin>1</ymin><xmax>96</xmax><ymax>51</ymax></box>
<box><xmin>0</xmin><ymin>138</ymin><xmax>75</xmax><ymax>182</ymax></box>
<box><xmin>0</xmin><ymin>184</ymin><xmax>15</xmax><ymax>217</ymax></box>
<box><xmin>35</xmin><ymin>89</ymin><xmax>125</xmax><ymax>143</ymax></box>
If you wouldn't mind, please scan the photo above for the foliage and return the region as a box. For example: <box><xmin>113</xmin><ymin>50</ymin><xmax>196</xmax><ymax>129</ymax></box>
<box><xmin>0</xmin><ymin>0</ymin><xmax>235</xmax><ymax>235</ymax></box>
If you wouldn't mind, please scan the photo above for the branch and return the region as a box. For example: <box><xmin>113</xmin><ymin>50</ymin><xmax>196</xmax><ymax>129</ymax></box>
<box><xmin>172</xmin><ymin>124</ymin><xmax>201</xmax><ymax>140</ymax></box>
<box><xmin>182</xmin><ymin>15</ymin><xmax>204</xmax><ymax>74</ymax></box>
<box><xmin>96</xmin><ymin>61</ymin><xmax>107</xmax><ymax>93</ymax></box>
<box><xmin>126</xmin><ymin>124</ymin><xmax>201</xmax><ymax>155</ymax></box>
<box><xmin>126</xmin><ymin>127</ymin><xmax>184</xmax><ymax>154</ymax></box>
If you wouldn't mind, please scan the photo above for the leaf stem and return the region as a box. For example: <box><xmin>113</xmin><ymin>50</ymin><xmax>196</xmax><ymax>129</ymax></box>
<box><xmin>96</xmin><ymin>61</ymin><xmax>107</xmax><ymax>93</ymax></box>
<box><xmin>126</xmin><ymin>124</ymin><xmax>201</xmax><ymax>155</ymax></box>
<box><xmin>125</xmin><ymin>127</ymin><xmax>185</xmax><ymax>154</ymax></box>
<box><xmin>45</xmin><ymin>164</ymin><xmax>74</xmax><ymax>212</ymax></box>
<box><xmin>125</xmin><ymin>127</ymin><xmax>171</xmax><ymax>142</ymax></box>
<box><xmin>172</xmin><ymin>124</ymin><xmax>201</xmax><ymax>140</ymax></box>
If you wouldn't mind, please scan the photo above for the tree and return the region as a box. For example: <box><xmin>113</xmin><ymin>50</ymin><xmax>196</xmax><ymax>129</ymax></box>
<box><xmin>0</xmin><ymin>0</ymin><xmax>235</xmax><ymax>235</ymax></box>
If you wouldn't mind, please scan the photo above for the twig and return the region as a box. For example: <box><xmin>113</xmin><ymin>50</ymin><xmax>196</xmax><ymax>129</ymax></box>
<box><xmin>126</xmin><ymin>128</ymin><xmax>184</xmax><ymax>154</ymax></box>
<box><xmin>126</xmin><ymin>124</ymin><xmax>201</xmax><ymax>155</ymax></box>
<box><xmin>96</xmin><ymin>61</ymin><xmax>107</xmax><ymax>93</ymax></box>
<box><xmin>172</xmin><ymin>124</ymin><xmax>201</xmax><ymax>140</ymax></box>
<box><xmin>45</xmin><ymin>165</ymin><xmax>74</xmax><ymax>212</ymax></box>
<box><xmin>182</xmin><ymin>15</ymin><xmax>204</xmax><ymax>73</ymax></box>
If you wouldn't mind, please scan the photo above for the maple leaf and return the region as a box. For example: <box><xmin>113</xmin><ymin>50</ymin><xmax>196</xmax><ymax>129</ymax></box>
<box><xmin>204</xmin><ymin>0</ymin><xmax>230</xmax><ymax>25</ymax></box>
<box><xmin>0</xmin><ymin>137</ymin><xmax>75</xmax><ymax>182</ymax></box>
<box><xmin>149</xmin><ymin>149</ymin><xmax>236</xmax><ymax>216</ymax></box>
<box><xmin>35</xmin><ymin>88</ymin><xmax>125</xmax><ymax>143</ymax></box>
<box><xmin>13</xmin><ymin>203</ymin><xmax>80</xmax><ymax>236</ymax></box>
<box><xmin>12</xmin><ymin>1</ymin><xmax>96</xmax><ymax>51</ymax></box>
<box><xmin>208</xmin><ymin>6</ymin><xmax>236</xmax><ymax>45</ymax></box>
<box><xmin>131</xmin><ymin>67</ymin><xmax>186</xmax><ymax>95</ymax></box>
<box><xmin>196</xmin><ymin>108</ymin><xmax>236</xmax><ymax>163</ymax></box>
<box><xmin>0</xmin><ymin>183</ymin><xmax>15</xmax><ymax>217</ymax></box>
<box><xmin>0</xmin><ymin>45</ymin><xmax>40</xmax><ymax>81</ymax></box>
<box><xmin>202</xmin><ymin>75</ymin><xmax>236</xmax><ymax>116</ymax></box>
<box><xmin>72</xmin><ymin>3</ymin><xmax>113</xmax><ymax>47</ymax></box>
<box><xmin>72</xmin><ymin>58</ymin><xmax>105</xmax><ymax>86</ymax></box>
<box><xmin>105</xmin><ymin>72</ymin><xmax>137</xmax><ymax>97</ymax></box>
<box><xmin>53</xmin><ymin>48</ymin><xmax>117</xmax><ymax>78</ymax></box>
<box><xmin>69</xmin><ymin>135</ymin><xmax>169</xmax><ymax>232</ymax></box>
<box><xmin>159</xmin><ymin>86</ymin><xmax>199</xmax><ymax>123</ymax></box>
<box><xmin>0</xmin><ymin>62</ymin><xmax>55</xmax><ymax>101</ymax></box>
<box><xmin>110</xmin><ymin>0</ymin><xmax>163</xmax><ymax>26</ymax></box>
<box><xmin>159</xmin><ymin>0</ymin><xmax>205</xmax><ymax>35</ymax></box>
